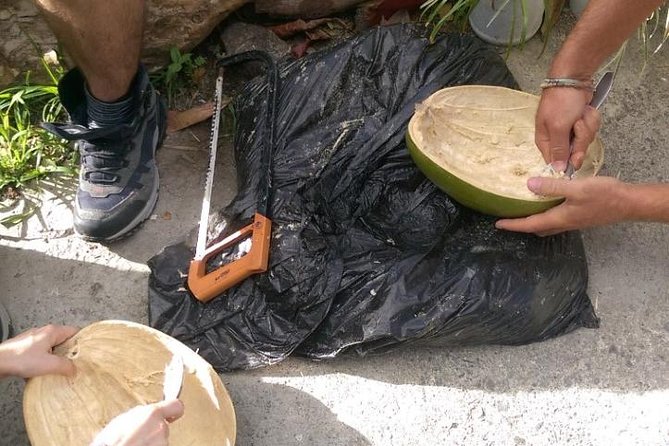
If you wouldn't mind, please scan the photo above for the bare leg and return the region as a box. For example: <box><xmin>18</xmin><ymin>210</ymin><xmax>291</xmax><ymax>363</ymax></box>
<box><xmin>34</xmin><ymin>1</ymin><xmax>164</xmax><ymax>242</ymax></box>
<box><xmin>33</xmin><ymin>0</ymin><xmax>145</xmax><ymax>102</ymax></box>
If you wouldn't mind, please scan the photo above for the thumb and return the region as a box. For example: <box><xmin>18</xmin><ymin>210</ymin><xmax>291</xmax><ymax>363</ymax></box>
<box><xmin>153</xmin><ymin>399</ymin><xmax>185</xmax><ymax>422</ymax></box>
<box><xmin>527</xmin><ymin>177</ymin><xmax>569</xmax><ymax>197</ymax></box>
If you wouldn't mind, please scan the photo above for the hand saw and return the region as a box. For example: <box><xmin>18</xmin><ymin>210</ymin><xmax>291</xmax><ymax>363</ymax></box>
<box><xmin>188</xmin><ymin>52</ymin><xmax>277</xmax><ymax>303</ymax></box>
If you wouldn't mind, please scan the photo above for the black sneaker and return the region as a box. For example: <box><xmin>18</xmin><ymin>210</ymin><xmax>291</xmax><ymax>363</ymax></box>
<box><xmin>43</xmin><ymin>66</ymin><xmax>166</xmax><ymax>242</ymax></box>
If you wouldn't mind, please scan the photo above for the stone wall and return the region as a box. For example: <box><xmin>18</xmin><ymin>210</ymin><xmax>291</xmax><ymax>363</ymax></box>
<box><xmin>0</xmin><ymin>0</ymin><xmax>58</xmax><ymax>85</ymax></box>
<box><xmin>0</xmin><ymin>0</ymin><xmax>249</xmax><ymax>85</ymax></box>
<box><xmin>0</xmin><ymin>0</ymin><xmax>385</xmax><ymax>86</ymax></box>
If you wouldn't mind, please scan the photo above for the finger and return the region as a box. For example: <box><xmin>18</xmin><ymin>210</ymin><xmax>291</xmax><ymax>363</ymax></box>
<box><xmin>527</xmin><ymin>177</ymin><xmax>571</xmax><ymax>198</ymax></box>
<box><xmin>35</xmin><ymin>355</ymin><xmax>76</xmax><ymax>378</ymax></box>
<box><xmin>570</xmin><ymin>120</ymin><xmax>590</xmax><ymax>168</ymax></box>
<box><xmin>549</xmin><ymin>138</ymin><xmax>571</xmax><ymax>173</ymax></box>
<box><xmin>582</xmin><ymin>105</ymin><xmax>602</xmax><ymax>135</ymax></box>
<box><xmin>534</xmin><ymin>119</ymin><xmax>552</xmax><ymax>164</ymax></box>
<box><xmin>535</xmin><ymin>229</ymin><xmax>567</xmax><ymax>237</ymax></box>
<box><xmin>545</xmin><ymin>117</ymin><xmax>573</xmax><ymax>172</ymax></box>
<box><xmin>496</xmin><ymin>216</ymin><xmax>537</xmax><ymax>233</ymax></box>
<box><xmin>572</xmin><ymin>106</ymin><xmax>601</xmax><ymax>170</ymax></box>
<box><xmin>495</xmin><ymin>212</ymin><xmax>560</xmax><ymax>234</ymax></box>
<box><xmin>45</xmin><ymin>325</ymin><xmax>79</xmax><ymax>347</ymax></box>
<box><xmin>154</xmin><ymin>399</ymin><xmax>185</xmax><ymax>422</ymax></box>
<box><xmin>570</xmin><ymin>151</ymin><xmax>585</xmax><ymax>170</ymax></box>
<box><xmin>573</xmin><ymin>106</ymin><xmax>601</xmax><ymax>167</ymax></box>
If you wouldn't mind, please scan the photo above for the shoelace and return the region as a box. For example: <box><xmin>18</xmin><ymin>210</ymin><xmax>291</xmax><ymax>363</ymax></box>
<box><xmin>42</xmin><ymin>122</ymin><xmax>135</xmax><ymax>184</ymax></box>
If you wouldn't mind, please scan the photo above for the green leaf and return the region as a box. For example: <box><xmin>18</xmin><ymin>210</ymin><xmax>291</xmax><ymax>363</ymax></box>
<box><xmin>428</xmin><ymin>0</ymin><xmax>479</xmax><ymax>41</ymax></box>
<box><xmin>0</xmin><ymin>207</ymin><xmax>36</xmax><ymax>228</ymax></box>
<box><xmin>540</xmin><ymin>0</ymin><xmax>565</xmax><ymax>55</ymax></box>
<box><xmin>170</xmin><ymin>46</ymin><xmax>181</xmax><ymax>63</ymax></box>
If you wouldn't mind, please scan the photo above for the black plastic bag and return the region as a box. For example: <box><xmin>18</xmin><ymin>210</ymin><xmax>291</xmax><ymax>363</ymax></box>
<box><xmin>148</xmin><ymin>24</ymin><xmax>598</xmax><ymax>372</ymax></box>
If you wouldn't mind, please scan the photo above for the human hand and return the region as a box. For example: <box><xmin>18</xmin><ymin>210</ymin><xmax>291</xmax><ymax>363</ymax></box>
<box><xmin>495</xmin><ymin>176</ymin><xmax>631</xmax><ymax>236</ymax></box>
<box><xmin>0</xmin><ymin>324</ymin><xmax>78</xmax><ymax>379</ymax></box>
<box><xmin>90</xmin><ymin>399</ymin><xmax>185</xmax><ymax>446</ymax></box>
<box><xmin>535</xmin><ymin>87</ymin><xmax>600</xmax><ymax>172</ymax></box>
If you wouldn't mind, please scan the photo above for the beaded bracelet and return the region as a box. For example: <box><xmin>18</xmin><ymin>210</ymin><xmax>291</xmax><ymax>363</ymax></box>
<box><xmin>539</xmin><ymin>77</ymin><xmax>594</xmax><ymax>90</ymax></box>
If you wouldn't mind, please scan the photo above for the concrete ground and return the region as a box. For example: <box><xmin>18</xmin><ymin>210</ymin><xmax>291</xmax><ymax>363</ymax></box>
<box><xmin>1</xmin><ymin>15</ymin><xmax>669</xmax><ymax>446</ymax></box>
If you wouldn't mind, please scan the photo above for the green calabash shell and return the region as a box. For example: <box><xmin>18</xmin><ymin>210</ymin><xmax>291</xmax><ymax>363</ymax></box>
<box><xmin>407</xmin><ymin>86</ymin><xmax>604</xmax><ymax>218</ymax></box>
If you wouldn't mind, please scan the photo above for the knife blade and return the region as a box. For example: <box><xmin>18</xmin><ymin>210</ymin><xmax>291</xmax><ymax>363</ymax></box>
<box><xmin>565</xmin><ymin>71</ymin><xmax>614</xmax><ymax>178</ymax></box>
<box><xmin>589</xmin><ymin>71</ymin><xmax>614</xmax><ymax>110</ymax></box>
<box><xmin>162</xmin><ymin>354</ymin><xmax>184</xmax><ymax>401</ymax></box>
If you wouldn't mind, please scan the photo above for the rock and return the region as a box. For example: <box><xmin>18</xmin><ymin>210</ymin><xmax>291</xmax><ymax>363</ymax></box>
<box><xmin>255</xmin><ymin>0</ymin><xmax>372</xmax><ymax>18</ymax></box>
<box><xmin>143</xmin><ymin>0</ymin><xmax>249</xmax><ymax>64</ymax></box>
<box><xmin>221</xmin><ymin>22</ymin><xmax>290</xmax><ymax>59</ymax></box>
<box><xmin>0</xmin><ymin>0</ymin><xmax>56</xmax><ymax>85</ymax></box>
<box><xmin>0</xmin><ymin>0</ymin><xmax>415</xmax><ymax>85</ymax></box>
<box><xmin>220</xmin><ymin>22</ymin><xmax>291</xmax><ymax>78</ymax></box>
<box><xmin>0</xmin><ymin>0</ymin><xmax>248</xmax><ymax>85</ymax></box>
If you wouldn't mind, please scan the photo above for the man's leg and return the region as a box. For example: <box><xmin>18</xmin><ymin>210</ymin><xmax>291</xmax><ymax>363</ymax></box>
<box><xmin>34</xmin><ymin>0</ymin><xmax>144</xmax><ymax>102</ymax></box>
<box><xmin>35</xmin><ymin>0</ymin><xmax>166</xmax><ymax>241</ymax></box>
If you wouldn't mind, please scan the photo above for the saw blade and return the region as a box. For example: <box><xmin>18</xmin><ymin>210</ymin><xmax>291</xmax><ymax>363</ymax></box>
<box><xmin>195</xmin><ymin>74</ymin><xmax>224</xmax><ymax>260</ymax></box>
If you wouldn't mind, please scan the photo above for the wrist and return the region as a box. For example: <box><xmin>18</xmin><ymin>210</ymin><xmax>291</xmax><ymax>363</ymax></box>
<box><xmin>547</xmin><ymin>69</ymin><xmax>593</xmax><ymax>82</ymax></box>
<box><xmin>540</xmin><ymin>77</ymin><xmax>594</xmax><ymax>91</ymax></box>
<box><xmin>623</xmin><ymin>183</ymin><xmax>669</xmax><ymax>222</ymax></box>
<box><xmin>616</xmin><ymin>182</ymin><xmax>639</xmax><ymax>221</ymax></box>
<box><xmin>548</xmin><ymin>52</ymin><xmax>595</xmax><ymax>81</ymax></box>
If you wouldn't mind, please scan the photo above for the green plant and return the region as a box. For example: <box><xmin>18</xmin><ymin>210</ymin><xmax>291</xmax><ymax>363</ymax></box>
<box><xmin>421</xmin><ymin>0</ymin><xmax>480</xmax><ymax>40</ymax></box>
<box><xmin>420</xmin><ymin>0</ymin><xmax>564</xmax><ymax>51</ymax></box>
<box><xmin>151</xmin><ymin>47</ymin><xmax>207</xmax><ymax>107</ymax></box>
<box><xmin>638</xmin><ymin>3</ymin><xmax>669</xmax><ymax>62</ymax></box>
<box><xmin>0</xmin><ymin>56</ymin><xmax>75</xmax><ymax>201</ymax></box>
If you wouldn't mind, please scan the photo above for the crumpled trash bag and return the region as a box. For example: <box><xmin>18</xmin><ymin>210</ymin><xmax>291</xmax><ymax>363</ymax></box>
<box><xmin>148</xmin><ymin>24</ymin><xmax>598</xmax><ymax>372</ymax></box>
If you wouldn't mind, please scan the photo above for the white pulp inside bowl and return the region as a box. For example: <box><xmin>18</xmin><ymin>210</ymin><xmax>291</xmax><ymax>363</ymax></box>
<box><xmin>410</xmin><ymin>86</ymin><xmax>602</xmax><ymax>201</ymax></box>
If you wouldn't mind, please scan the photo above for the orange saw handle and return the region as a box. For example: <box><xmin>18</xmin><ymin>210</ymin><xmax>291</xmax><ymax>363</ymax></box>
<box><xmin>188</xmin><ymin>213</ymin><xmax>272</xmax><ymax>303</ymax></box>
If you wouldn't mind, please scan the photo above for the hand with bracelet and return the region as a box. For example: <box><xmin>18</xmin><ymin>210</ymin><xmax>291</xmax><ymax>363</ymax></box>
<box><xmin>496</xmin><ymin>0</ymin><xmax>669</xmax><ymax>235</ymax></box>
<box><xmin>536</xmin><ymin>77</ymin><xmax>600</xmax><ymax>173</ymax></box>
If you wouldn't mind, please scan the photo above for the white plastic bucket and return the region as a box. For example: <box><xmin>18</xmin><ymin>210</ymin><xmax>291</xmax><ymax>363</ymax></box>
<box><xmin>569</xmin><ymin>0</ymin><xmax>589</xmax><ymax>17</ymax></box>
<box><xmin>469</xmin><ymin>0</ymin><xmax>545</xmax><ymax>46</ymax></box>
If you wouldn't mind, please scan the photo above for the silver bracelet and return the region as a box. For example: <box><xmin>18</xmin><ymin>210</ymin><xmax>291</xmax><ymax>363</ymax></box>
<box><xmin>540</xmin><ymin>77</ymin><xmax>594</xmax><ymax>90</ymax></box>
